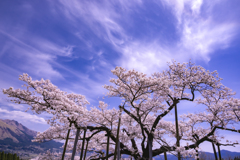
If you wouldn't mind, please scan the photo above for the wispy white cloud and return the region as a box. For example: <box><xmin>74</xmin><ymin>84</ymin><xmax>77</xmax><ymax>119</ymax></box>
<box><xmin>119</xmin><ymin>0</ymin><xmax>238</xmax><ymax>72</ymax></box>
<box><xmin>179</xmin><ymin>19</ymin><xmax>237</xmax><ymax>61</ymax></box>
<box><xmin>161</xmin><ymin>0</ymin><xmax>238</xmax><ymax>60</ymax></box>
<box><xmin>0</xmin><ymin>108</ymin><xmax>46</xmax><ymax>124</ymax></box>
<box><xmin>0</xmin><ymin>97</ymin><xmax>25</xmax><ymax>111</ymax></box>
<box><xmin>0</xmin><ymin>29</ymin><xmax>75</xmax><ymax>80</ymax></box>
<box><xmin>51</xmin><ymin>61</ymin><xmax>109</xmax><ymax>102</ymax></box>
<box><xmin>30</xmin><ymin>37</ymin><xmax>75</xmax><ymax>57</ymax></box>
<box><xmin>123</xmin><ymin>1</ymin><xmax>236</xmax><ymax>71</ymax></box>
<box><xmin>56</xmin><ymin>0</ymin><xmax>239</xmax><ymax>74</ymax></box>
<box><xmin>119</xmin><ymin>41</ymin><xmax>171</xmax><ymax>73</ymax></box>
<box><xmin>57</xmin><ymin>0</ymin><xmax>132</xmax><ymax>48</ymax></box>
<box><xmin>11</xmin><ymin>46</ymin><xmax>63</xmax><ymax>79</ymax></box>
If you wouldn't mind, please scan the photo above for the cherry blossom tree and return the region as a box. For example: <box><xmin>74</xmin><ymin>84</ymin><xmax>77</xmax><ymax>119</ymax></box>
<box><xmin>2</xmin><ymin>61</ymin><xmax>240</xmax><ymax>160</ymax></box>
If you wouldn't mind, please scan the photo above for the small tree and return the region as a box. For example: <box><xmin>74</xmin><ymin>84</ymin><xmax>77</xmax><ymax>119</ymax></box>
<box><xmin>1</xmin><ymin>151</ymin><xmax>6</xmax><ymax>160</ymax></box>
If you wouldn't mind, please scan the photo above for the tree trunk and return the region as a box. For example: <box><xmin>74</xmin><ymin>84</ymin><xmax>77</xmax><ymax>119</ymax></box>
<box><xmin>148</xmin><ymin>135</ymin><xmax>152</xmax><ymax>160</ymax></box>
<box><xmin>71</xmin><ymin>128</ymin><xmax>80</xmax><ymax>160</ymax></box>
<box><xmin>174</xmin><ymin>104</ymin><xmax>181</xmax><ymax>160</ymax></box>
<box><xmin>217</xmin><ymin>144</ymin><xmax>222</xmax><ymax>160</ymax></box>
<box><xmin>114</xmin><ymin>107</ymin><xmax>122</xmax><ymax>160</ymax></box>
<box><xmin>106</xmin><ymin>133</ymin><xmax>110</xmax><ymax>160</ymax></box>
<box><xmin>117</xmin><ymin>139</ymin><xmax>120</xmax><ymax>160</ymax></box>
<box><xmin>80</xmin><ymin>128</ymin><xmax>87</xmax><ymax>160</ymax></box>
<box><xmin>164</xmin><ymin>151</ymin><xmax>167</xmax><ymax>160</ymax></box>
<box><xmin>212</xmin><ymin>142</ymin><xmax>218</xmax><ymax>160</ymax></box>
<box><xmin>84</xmin><ymin>139</ymin><xmax>89</xmax><ymax>160</ymax></box>
<box><xmin>62</xmin><ymin>122</ymin><xmax>72</xmax><ymax>160</ymax></box>
<box><xmin>196</xmin><ymin>147</ymin><xmax>199</xmax><ymax>160</ymax></box>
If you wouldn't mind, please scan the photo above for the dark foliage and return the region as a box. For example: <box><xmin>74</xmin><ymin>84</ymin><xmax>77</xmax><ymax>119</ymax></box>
<box><xmin>0</xmin><ymin>151</ymin><xmax>20</xmax><ymax>160</ymax></box>
<box><xmin>234</xmin><ymin>156</ymin><xmax>240</xmax><ymax>160</ymax></box>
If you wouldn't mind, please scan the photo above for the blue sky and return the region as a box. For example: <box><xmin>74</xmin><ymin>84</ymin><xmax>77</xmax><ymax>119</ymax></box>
<box><xmin>0</xmin><ymin>0</ymin><xmax>240</xmax><ymax>153</ymax></box>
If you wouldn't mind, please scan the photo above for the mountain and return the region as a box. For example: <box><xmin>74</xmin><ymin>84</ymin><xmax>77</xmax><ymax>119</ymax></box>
<box><xmin>153</xmin><ymin>150</ymin><xmax>240</xmax><ymax>160</ymax></box>
<box><xmin>0</xmin><ymin>119</ymin><xmax>37</xmax><ymax>145</ymax></box>
<box><xmin>2</xmin><ymin>119</ymin><xmax>36</xmax><ymax>137</ymax></box>
<box><xmin>0</xmin><ymin>119</ymin><xmax>63</xmax><ymax>159</ymax></box>
<box><xmin>220</xmin><ymin>150</ymin><xmax>240</xmax><ymax>159</ymax></box>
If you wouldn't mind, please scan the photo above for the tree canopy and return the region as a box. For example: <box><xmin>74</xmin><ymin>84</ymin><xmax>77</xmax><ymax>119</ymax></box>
<box><xmin>3</xmin><ymin>61</ymin><xmax>240</xmax><ymax>160</ymax></box>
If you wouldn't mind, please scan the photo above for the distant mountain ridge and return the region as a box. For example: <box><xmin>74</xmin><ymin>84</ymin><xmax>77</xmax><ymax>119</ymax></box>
<box><xmin>155</xmin><ymin>150</ymin><xmax>240</xmax><ymax>160</ymax></box>
<box><xmin>150</xmin><ymin>149</ymin><xmax>240</xmax><ymax>160</ymax></box>
<box><xmin>0</xmin><ymin>119</ymin><xmax>63</xmax><ymax>157</ymax></box>
<box><xmin>0</xmin><ymin>119</ymin><xmax>37</xmax><ymax>144</ymax></box>
<box><xmin>2</xmin><ymin>119</ymin><xmax>36</xmax><ymax>137</ymax></box>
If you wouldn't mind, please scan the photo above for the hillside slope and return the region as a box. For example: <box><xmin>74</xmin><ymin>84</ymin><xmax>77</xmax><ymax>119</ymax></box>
<box><xmin>0</xmin><ymin>119</ymin><xmax>63</xmax><ymax>156</ymax></box>
<box><xmin>0</xmin><ymin>119</ymin><xmax>37</xmax><ymax>145</ymax></box>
